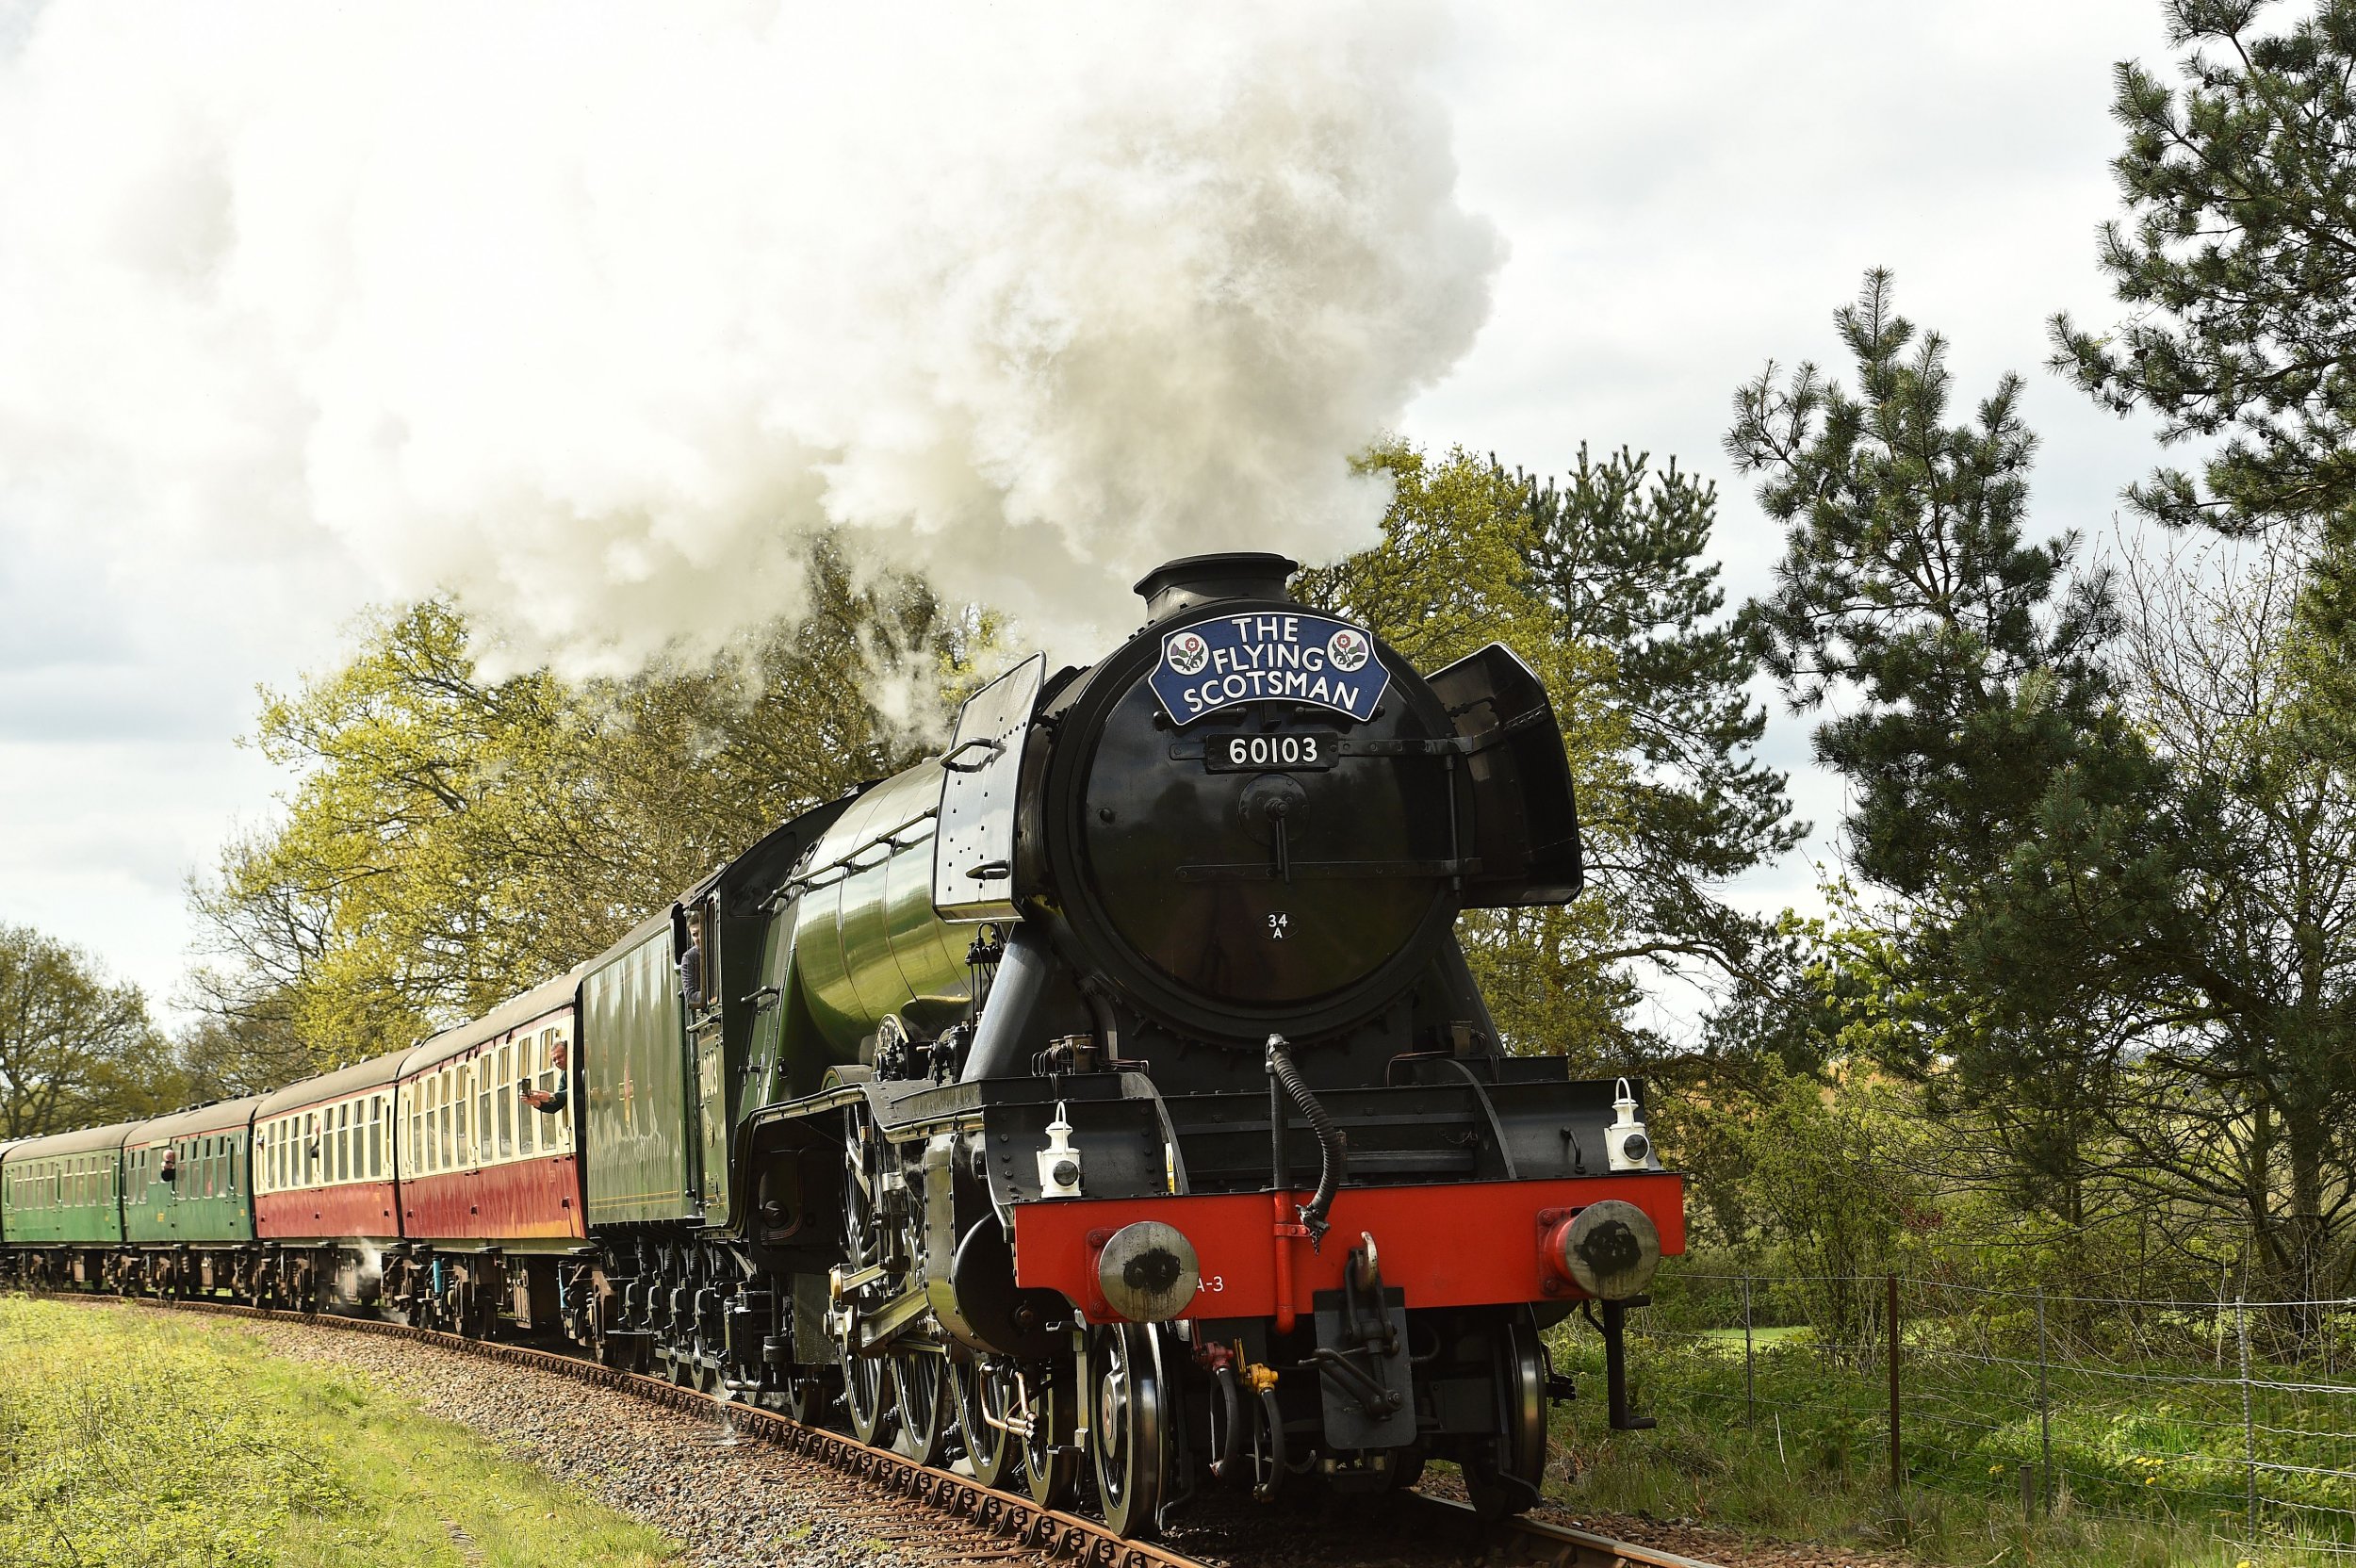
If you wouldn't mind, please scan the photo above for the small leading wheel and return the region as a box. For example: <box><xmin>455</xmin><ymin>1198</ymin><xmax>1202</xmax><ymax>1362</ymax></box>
<box><xmin>1089</xmin><ymin>1324</ymin><xmax>1167</xmax><ymax>1539</ymax></box>
<box><xmin>1021</xmin><ymin>1355</ymin><xmax>1081</xmax><ymax>1511</ymax></box>
<box><xmin>892</xmin><ymin>1348</ymin><xmax>954</xmax><ymax>1465</ymax></box>
<box><xmin>955</xmin><ymin>1356</ymin><xmax>1022</xmax><ymax>1490</ymax></box>
<box><xmin>1464</xmin><ymin>1313</ymin><xmax>1547</xmax><ymax>1520</ymax></box>
<box><xmin>778</xmin><ymin>1366</ymin><xmax>832</xmax><ymax>1424</ymax></box>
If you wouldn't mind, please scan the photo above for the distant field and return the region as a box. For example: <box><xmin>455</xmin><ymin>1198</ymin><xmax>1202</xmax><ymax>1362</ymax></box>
<box><xmin>0</xmin><ymin>1297</ymin><xmax>675</xmax><ymax>1568</ymax></box>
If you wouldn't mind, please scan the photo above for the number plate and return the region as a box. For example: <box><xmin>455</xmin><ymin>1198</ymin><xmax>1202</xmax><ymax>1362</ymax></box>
<box><xmin>1202</xmin><ymin>730</ymin><xmax>1339</xmax><ymax>773</ymax></box>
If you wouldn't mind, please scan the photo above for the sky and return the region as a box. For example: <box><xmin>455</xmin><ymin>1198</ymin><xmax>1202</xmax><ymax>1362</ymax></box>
<box><xmin>0</xmin><ymin>0</ymin><xmax>2185</xmax><ymax>1026</ymax></box>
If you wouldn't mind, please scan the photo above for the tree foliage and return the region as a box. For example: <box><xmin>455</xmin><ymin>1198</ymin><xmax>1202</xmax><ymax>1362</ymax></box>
<box><xmin>2051</xmin><ymin>0</ymin><xmax>2356</xmax><ymax>766</ymax></box>
<box><xmin>2051</xmin><ymin>0</ymin><xmax>2356</xmax><ymax>535</ymax></box>
<box><xmin>0</xmin><ymin>924</ymin><xmax>168</xmax><ymax>1138</ymax></box>
<box><xmin>190</xmin><ymin>541</ymin><xmax>977</xmax><ymax>1070</ymax></box>
<box><xmin>1300</xmin><ymin>441</ymin><xmax>1795</xmax><ymax>1069</ymax></box>
<box><xmin>1736</xmin><ymin>270</ymin><xmax>2356</xmax><ymax>1305</ymax></box>
<box><xmin>1732</xmin><ymin>269</ymin><xmax>2125</xmax><ymax>898</ymax></box>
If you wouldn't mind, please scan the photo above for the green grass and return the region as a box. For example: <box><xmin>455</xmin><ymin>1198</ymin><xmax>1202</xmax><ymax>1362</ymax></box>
<box><xmin>1544</xmin><ymin>1319</ymin><xmax>2352</xmax><ymax>1568</ymax></box>
<box><xmin>0</xmin><ymin>1296</ymin><xmax>678</xmax><ymax>1568</ymax></box>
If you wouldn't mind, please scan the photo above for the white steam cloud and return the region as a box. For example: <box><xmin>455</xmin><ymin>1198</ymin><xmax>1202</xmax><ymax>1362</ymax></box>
<box><xmin>0</xmin><ymin>2</ymin><xmax>1500</xmax><ymax>671</ymax></box>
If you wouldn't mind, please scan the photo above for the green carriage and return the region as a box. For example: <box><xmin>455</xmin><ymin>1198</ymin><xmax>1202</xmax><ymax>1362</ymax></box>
<box><xmin>0</xmin><ymin>1121</ymin><xmax>134</xmax><ymax>1288</ymax></box>
<box><xmin>123</xmin><ymin>1097</ymin><xmax>265</xmax><ymax>1297</ymax></box>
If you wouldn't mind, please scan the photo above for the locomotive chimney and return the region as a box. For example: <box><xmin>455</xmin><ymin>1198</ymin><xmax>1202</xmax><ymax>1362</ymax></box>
<box><xmin>1133</xmin><ymin>551</ymin><xmax>1299</xmax><ymax>626</ymax></box>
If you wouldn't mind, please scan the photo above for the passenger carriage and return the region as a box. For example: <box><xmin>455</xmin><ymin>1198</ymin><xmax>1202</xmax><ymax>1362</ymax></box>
<box><xmin>384</xmin><ymin>971</ymin><xmax>585</xmax><ymax>1335</ymax></box>
<box><xmin>0</xmin><ymin>1122</ymin><xmax>134</xmax><ymax>1289</ymax></box>
<box><xmin>253</xmin><ymin>1051</ymin><xmax>404</xmax><ymax>1309</ymax></box>
<box><xmin>123</xmin><ymin>1095</ymin><xmax>266</xmax><ymax>1298</ymax></box>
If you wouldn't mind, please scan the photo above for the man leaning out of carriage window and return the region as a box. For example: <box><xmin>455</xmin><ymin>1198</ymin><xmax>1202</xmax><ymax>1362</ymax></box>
<box><xmin>520</xmin><ymin>1039</ymin><xmax>569</xmax><ymax>1118</ymax></box>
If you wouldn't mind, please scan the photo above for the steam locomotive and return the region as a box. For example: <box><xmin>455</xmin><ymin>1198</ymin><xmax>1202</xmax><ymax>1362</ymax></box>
<box><xmin>0</xmin><ymin>553</ymin><xmax>1684</xmax><ymax>1538</ymax></box>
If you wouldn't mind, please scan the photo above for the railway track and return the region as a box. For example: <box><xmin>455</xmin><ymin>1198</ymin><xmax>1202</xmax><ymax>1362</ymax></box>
<box><xmin>28</xmin><ymin>1290</ymin><xmax>1723</xmax><ymax>1568</ymax></box>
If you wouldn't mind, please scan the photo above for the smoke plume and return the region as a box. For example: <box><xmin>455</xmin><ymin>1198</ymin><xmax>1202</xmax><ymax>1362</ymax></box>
<box><xmin>0</xmin><ymin>2</ymin><xmax>1500</xmax><ymax>670</ymax></box>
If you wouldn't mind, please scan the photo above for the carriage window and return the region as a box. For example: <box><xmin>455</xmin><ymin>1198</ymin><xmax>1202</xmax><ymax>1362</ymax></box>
<box><xmin>537</xmin><ymin>1028</ymin><xmax>558</xmax><ymax>1150</ymax></box>
<box><xmin>517</xmin><ymin>1039</ymin><xmax>538</xmax><ymax>1156</ymax></box>
<box><xmin>475</xmin><ymin>1063</ymin><xmax>492</xmax><ymax>1162</ymax></box>
<box><xmin>438</xmin><ymin>1073</ymin><xmax>454</xmax><ymax>1168</ymax></box>
<box><xmin>497</xmin><ymin>1044</ymin><xmax>515</xmax><ymax>1159</ymax></box>
<box><xmin>338</xmin><ymin>1103</ymin><xmax>352</xmax><ymax>1182</ymax></box>
<box><xmin>409</xmin><ymin>1087</ymin><xmax>423</xmax><ymax>1174</ymax></box>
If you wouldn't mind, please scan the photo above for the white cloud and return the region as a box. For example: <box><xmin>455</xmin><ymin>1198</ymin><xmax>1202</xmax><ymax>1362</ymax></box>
<box><xmin>0</xmin><ymin>0</ymin><xmax>2192</xmax><ymax>1022</ymax></box>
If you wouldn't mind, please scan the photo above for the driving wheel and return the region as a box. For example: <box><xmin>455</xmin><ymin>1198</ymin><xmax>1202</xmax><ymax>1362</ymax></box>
<box><xmin>839</xmin><ymin>1115</ymin><xmax>898</xmax><ymax>1447</ymax></box>
<box><xmin>892</xmin><ymin>1348</ymin><xmax>954</xmax><ymax>1465</ymax></box>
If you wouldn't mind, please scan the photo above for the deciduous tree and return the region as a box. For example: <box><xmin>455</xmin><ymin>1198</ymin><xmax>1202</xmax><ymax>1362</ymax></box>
<box><xmin>189</xmin><ymin>541</ymin><xmax>978</xmax><ymax>1067</ymax></box>
<box><xmin>0</xmin><ymin>923</ymin><xmax>168</xmax><ymax>1137</ymax></box>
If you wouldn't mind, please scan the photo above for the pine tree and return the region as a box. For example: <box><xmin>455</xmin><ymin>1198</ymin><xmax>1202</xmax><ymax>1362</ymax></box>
<box><xmin>2050</xmin><ymin>0</ymin><xmax>2356</xmax><ymax>534</ymax></box>
<box><xmin>1740</xmin><ymin>270</ymin><xmax>2356</xmax><ymax>1307</ymax></box>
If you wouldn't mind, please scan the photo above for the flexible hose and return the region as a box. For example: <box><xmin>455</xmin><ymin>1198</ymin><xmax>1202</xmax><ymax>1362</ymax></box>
<box><xmin>1265</xmin><ymin>1036</ymin><xmax>1346</xmax><ymax>1247</ymax></box>
<box><xmin>1209</xmin><ymin>1364</ymin><xmax>1243</xmax><ymax>1481</ymax></box>
<box><xmin>1252</xmin><ymin>1385</ymin><xmax>1287</xmax><ymax>1501</ymax></box>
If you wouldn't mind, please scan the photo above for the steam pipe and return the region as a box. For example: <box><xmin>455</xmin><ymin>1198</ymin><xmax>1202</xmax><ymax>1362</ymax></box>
<box><xmin>1083</xmin><ymin>983</ymin><xmax>1121</xmax><ymax>1062</ymax></box>
<box><xmin>1265</xmin><ymin>1036</ymin><xmax>1345</xmax><ymax>1247</ymax></box>
<box><xmin>960</xmin><ymin>924</ymin><xmax>1050</xmax><ymax>1083</ymax></box>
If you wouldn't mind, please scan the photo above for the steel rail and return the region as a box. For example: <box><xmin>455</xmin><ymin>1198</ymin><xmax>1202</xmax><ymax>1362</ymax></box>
<box><xmin>1406</xmin><ymin>1493</ymin><xmax>1728</xmax><ymax>1568</ymax></box>
<box><xmin>27</xmin><ymin>1289</ymin><xmax>1728</xmax><ymax>1568</ymax></box>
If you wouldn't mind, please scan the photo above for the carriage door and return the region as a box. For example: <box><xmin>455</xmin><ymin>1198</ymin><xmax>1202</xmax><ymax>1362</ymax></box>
<box><xmin>688</xmin><ymin>894</ymin><xmax>731</xmax><ymax>1225</ymax></box>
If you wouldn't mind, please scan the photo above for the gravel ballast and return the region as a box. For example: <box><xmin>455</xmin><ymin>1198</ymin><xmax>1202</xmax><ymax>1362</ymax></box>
<box><xmin>191</xmin><ymin>1308</ymin><xmax>1915</xmax><ymax>1568</ymax></box>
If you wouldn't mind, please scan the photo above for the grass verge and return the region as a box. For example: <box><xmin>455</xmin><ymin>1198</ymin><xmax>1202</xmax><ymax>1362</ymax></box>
<box><xmin>1546</xmin><ymin>1322</ymin><xmax>2342</xmax><ymax>1568</ymax></box>
<box><xmin>0</xmin><ymin>1295</ymin><xmax>677</xmax><ymax>1568</ymax></box>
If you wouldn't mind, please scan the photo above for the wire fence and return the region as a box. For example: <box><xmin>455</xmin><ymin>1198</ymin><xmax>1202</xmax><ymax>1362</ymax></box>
<box><xmin>1567</xmin><ymin>1266</ymin><xmax>2356</xmax><ymax>1558</ymax></box>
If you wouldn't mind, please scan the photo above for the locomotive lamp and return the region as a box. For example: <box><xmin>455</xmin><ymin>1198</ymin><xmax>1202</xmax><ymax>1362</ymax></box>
<box><xmin>1036</xmin><ymin>1103</ymin><xmax>1084</xmax><ymax>1198</ymax></box>
<box><xmin>1606</xmin><ymin>1078</ymin><xmax>1651</xmax><ymax>1171</ymax></box>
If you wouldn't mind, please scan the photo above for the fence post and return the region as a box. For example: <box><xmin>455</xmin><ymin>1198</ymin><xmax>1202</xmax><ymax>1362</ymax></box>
<box><xmin>2237</xmin><ymin>1294</ymin><xmax>2257</xmax><ymax>1540</ymax></box>
<box><xmin>1888</xmin><ymin>1271</ymin><xmax>1903</xmax><ymax>1492</ymax></box>
<box><xmin>2036</xmin><ymin>1287</ymin><xmax>2053</xmax><ymax>1512</ymax></box>
<box><xmin>1742</xmin><ymin>1275</ymin><xmax>1755</xmax><ymax>1426</ymax></box>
